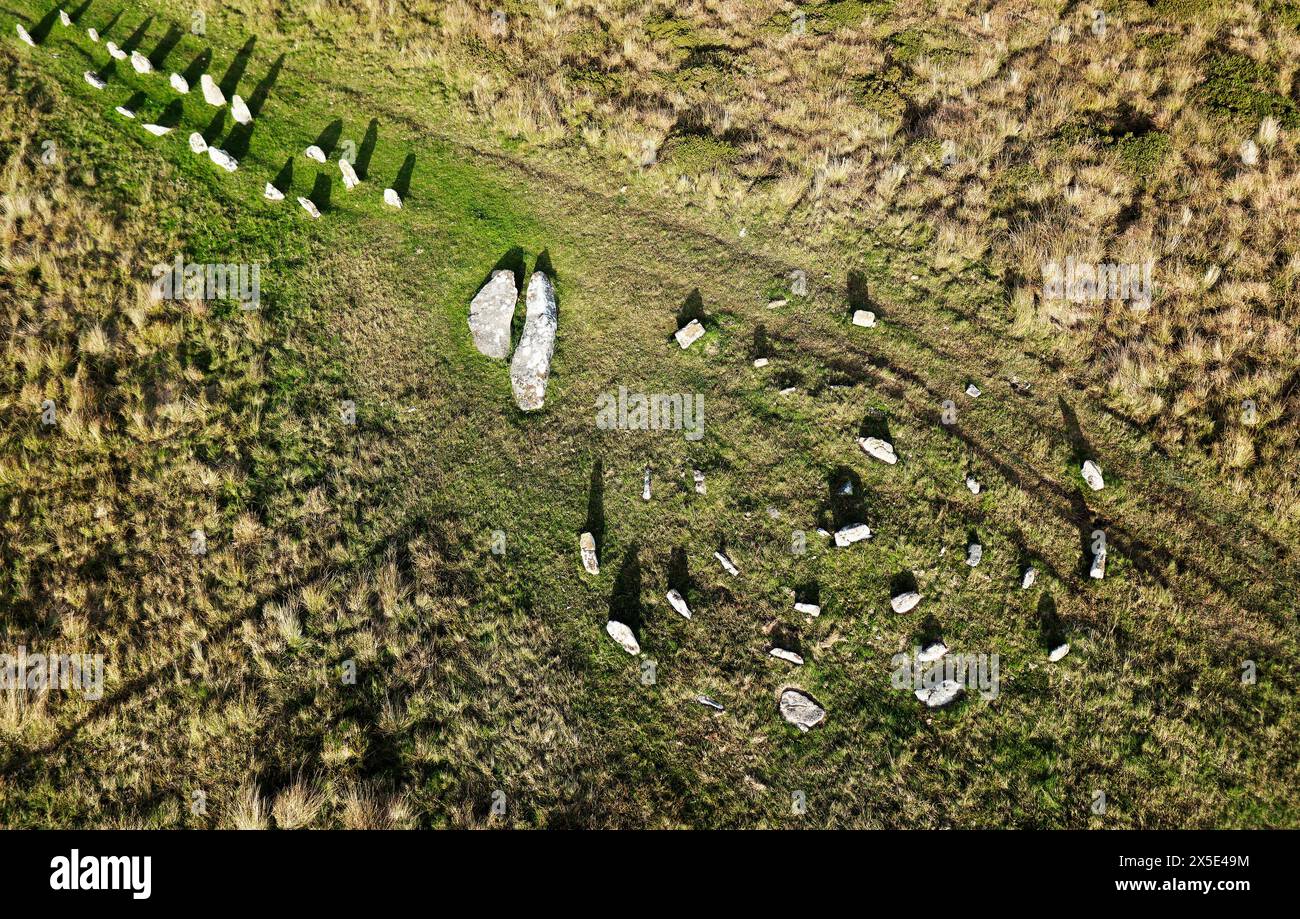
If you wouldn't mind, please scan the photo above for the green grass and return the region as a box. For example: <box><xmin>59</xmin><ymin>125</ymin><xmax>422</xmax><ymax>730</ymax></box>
<box><xmin>0</xmin><ymin>0</ymin><xmax>1297</xmax><ymax>829</ymax></box>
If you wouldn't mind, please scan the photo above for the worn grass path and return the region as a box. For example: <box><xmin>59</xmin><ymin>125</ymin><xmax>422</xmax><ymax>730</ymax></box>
<box><xmin>3</xmin><ymin>1</ymin><xmax>1297</xmax><ymax>827</ymax></box>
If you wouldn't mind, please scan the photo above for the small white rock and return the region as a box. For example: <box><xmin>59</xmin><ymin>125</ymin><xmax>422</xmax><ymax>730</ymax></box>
<box><xmin>666</xmin><ymin>589</ymin><xmax>691</xmax><ymax>619</ymax></box>
<box><xmin>770</xmin><ymin>648</ymin><xmax>804</xmax><ymax>666</ymax></box>
<box><xmin>779</xmin><ymin>689</ymin><xmax>825</xmax><ymax>731</ymax></box>
<box><xmin>579</xmin><ymin>532</ymin><xmax>599</xmax><ymax>576</ymax></box>
<box><xmin>674</xmin><ymin>318</ymin><xmax>705</xmax><ymax>349</ymax></box>
<box><xmin>767</xmin><ymin>299</ymin><xmax>787</xmax><ymax>309</ymax></box>
<box><xmin>891</xmin><ymin>591</ymin><xmax>921</xmax><ymax>614</ymax></box>
<box><xmin>207</xmin><ymin>147</ymin><xmax>237</xmax><ymax>172</ymax></box>
<box><xmin>915</xmin><ymin>680</ymin><xmax>963</xmax><ymax>708</ymax></box>
<box><xmin>1090</xmin><ymin>548</ymin><xmax>1106</xmax><ymax>580</ymax></box>
<box><xmin>304</xmin><ymin>145</ymin><xmax>326</xmax><ymax>163</ymax></box>
<box><xmin>858</xmin><ymin>436</ymin><xmax>897</xmax><ymax>464</ymax></box>
<box><xmin>605</xmin><ymin>620</ymin><xmax>640</xmax><ymax>655</ymax></box>
<box><xmin>966</xmin><ymin>543</ymin><xmax>983</xmax><ymax>567</ymax></box>
<box><xmin>852</xmin><ymin>309</ymin><xmax>876</xmax><ymax>327</ymax></box>
<box><xmin>188</xmin><ymin>132</ymin><xmax>208</xmax><ymax>154</ymax></box>
<box><xmin>966</xmin><ymin>383</ymin><xmax>981</xmax><ymax>398</ymax></box>
<box><xmin>83</xmin><ymin>71</ymin><xmax>106</xmax><ymax>90</ymax></box>
<box><xmin>966</xmin><ymin>475</ymin><xmax>981</xmax><ymax>495</ymax></box>
<box><xmin>263</xmin><ymin>183</ymin><xmax>285</xmax><ymax>201</ymax></box>
<box><xmin>696</xmin><ymin>695</ymin><xmax>724</xmax><ymax>711</ymax></box>
<box><xmin>641</xmin><ymin>467</ymin><xmax>651</xmax><ymax>501</ymax></box>
<box><xmin>297</xmin><ymin>196</ymin><xmax>321</xmax><ymax>219</ymax></box>
<box><xmin>714</xmin><ymin>551</ymin><xmax>739</xmax><ymax>576</ymax></box>
<box><xmin>339</xmin><ymin>158</ymin><xmax>360</xmax><ymax>189</ymax></box>
<box><xmin>200</xmin><ymin>73</ymin><xmax>225</xmax><ymax>106</ymax></box>
<box><xmin>383</xmin><ymin>188</ymin><xmax>402</xmax><ymax>208</ymax></box>
<box><xmin>1049</xmin><ymin>643</ymin><xmax>1071</xmax><ymax>662</ymax></box>
<box><xmin>692</xmin><ymin>469</ymin><xmax>706</xmax><ymax>495</ymax></box>
<box><xmin>1081</xmin><ymin>459</ymin><xmax>1105</xmax><ymax>491</ymax></box>
<box><xmin>834</xmin><ymin>523</ymin><xmax>871</xmax><ymax>547</ymax></box>
<box><xmin>170</xmin><ymin>73</ymin><xmax>189</xmax><ymax>94</ymax></box>
<box><xmin>794</xmin><ymin>601</ymin><xmax>821</xmax><ymax>617</ymax></box>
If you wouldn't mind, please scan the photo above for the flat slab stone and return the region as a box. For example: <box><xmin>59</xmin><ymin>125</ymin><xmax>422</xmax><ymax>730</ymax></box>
<box><xmin>1081</xmin><ymin>460</ymin><xmax>1105</xmax><ymax>491</ymax></box>
<box><xmin>915</xmin><ymin>680</ymin><xmax>964</xmax><ymax>708</ymax></box>
<box><xmin>605</xmin><ymin>620</ymin><xmax>640</xmax><ymax>655</ymax></box>
<box><xmin>794</xmin><ymin>601</ymin><xmax>821</xmax><ymax>617</ymax></box>
<box><xmin>580</xmin><ymin>532</ymin><xmax>599</xmax><ymax>575</ymax></box>
<box><xmin>891</xmin><ymin>591</ymin><xmax>921</xmax><ymax>614</ymax></box>
<box><xmin>770</xmin><ymin>648</ymin><xmax>804</xmax><ymax>666</ymax></box>
<box><xmin>468</xmin><ymin>269</ymin><xmax>517</xmax><ymax>359</ymax></box>
<box><xmin>753</xmin><ymin>357</ymin><xmax>769</xmax><ymax>368</ymax></box>
<box><xmin>852</xmin><ymin>309</ymin><xmax>876</xmax><ymax>327</ymax></box>
<box><xmin>858</xmin><ymin>436</ymin><xmax>897</xmax><ymax>464</ymax></box>
<box><xmin>779</xmin><ymin>689</ymin><xmax>825</xmax><ymax>731</ymax></box>
<box><xmin>666</xmin><ymin>589</ymin><xmax>691</xmax><ymax>619</ymax></box>
<box><xmin>696</xmin><ymin>695</ymin><xmax>724</xmax><ymax>711</ymax></box>
<box><xmin>675</xmin><ymin>319</ymin><xmax>705</xmax><ymax>349</ymax></box>
<box><xmin>714</xmin><ymin>551</ymin><xmax>739</xmax><ymax>576</ymax></box>
<box><xmin>834</xmin><ymin>523</ymin><xmax>871</xmax><ymax>547</ymax></box>
<box><xmin>510</xmin><ymin>272</ymin><xmax>558</xmax><ymax>410</ymax></box>
<box><xmin>965</xmin><ymin>383</ymin><xmax>981</xmax><ymax>398</ymax></box>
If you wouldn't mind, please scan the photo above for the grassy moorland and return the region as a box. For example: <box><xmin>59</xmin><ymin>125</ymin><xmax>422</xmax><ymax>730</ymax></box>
<box><xmin>0</xmin><ymin>0</ymin><xmax>1296</xmax><ymax>828</ymax></box>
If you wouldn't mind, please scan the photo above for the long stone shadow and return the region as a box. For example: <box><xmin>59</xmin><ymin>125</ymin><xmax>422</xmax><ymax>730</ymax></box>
<box><xmin>181</xmin><ymin>49</ymin><xmax>212</xmax><ymax>87</ymax></box>
<box><xmin>29</xmin><ymin>7</ymin><xmax>61</xmax><ymax>42</ymax></box>
<box><xmin>356</xmin><ymin>118</ymin><xmax>379</xmax><ymax>180</ymax></box>
<box><xmin>246</xmin><ymin>52</ymin><xmax>284</xmax><ymax>118</ymax></box>
<box><xmin>147</xmin><ymin>23</ymin><xmax>184</xmax><ymax>71</ymax></box>
<box><xmin>219</xmin><ymin>35</ymin><xmax>256</xmax><ymax>98</ymax></box>
<box><xmin>583</xmin><ymin>456</ymin><xmax>604</xmax><ymax>559</ymax></box>
<box><xmin>120</xmin><ymin>15</ymin><xmax>153</xmax><ymax>53</ymax></box>
<box><xmin>393</xmin><ymin>153</ymin><xmax>415</xmax><ymax>199</ymax></box>
<box><xmin>608</xmin><ymin>544</ymin><xmax>643</xmax><ymax>637</ymax></box>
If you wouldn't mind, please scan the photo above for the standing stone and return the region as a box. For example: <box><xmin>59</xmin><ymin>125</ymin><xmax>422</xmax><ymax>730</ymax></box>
<box><xmin>918</xmin><ymin>641</ymin><xmax>948</xmax><ymax>662</ymax></box>
<box><xmin>297</xmin><ymin>196</ymin><xmax>321</xmax><ymax>219</ymax></box>
<box><xmin>1049</xmin><ymin>643</ymin><xmax>1071</xmax><ymax>662</ymax></box>
<box><xmin>305</xmin><ymin>145</ymin><xmax>327</xmax><ymax>163</ymax></box>
<box><xmin>87</xmin><ymin>28</ymin><xmax>98</xmax><ymax>41</ymax></box>
<box><xmin>59</xmin><ymin>10</ymin><xmax>71</xmax><ymax>26</ymax></box>
<box><xmin>966</xmin><ymin>542</ymin><xmax>983</xmax><ymax>567</ymax></box>
<box><xmin>383</xmin><ymin>188</ymin><xmax>402</xmax><ymax>209</ymax></box>
<box><xmin>770</xmin><ymin>648</ymin><xmax>804</xmax><ymax>666</ymax></box>
<box><xmin>891</xmin><ymin>590</ymin><xmax>921</xmax><ymax>614</ymax></box>
<box><xmin>605</xmin><ymin>620</ymin><xmax>640</xmax><ymax>655</ymax></box>
<box><xmin>15</xmin><ymin>23</ymin><xmax>34</xmax><ymax>46</ymax></box>
<box><xmin>84</xmin><ymin>71</ymin><xmax>107</xmax><ymax>90</ymax></box>
<box><xmin>467</xmin><ymin>270</ymin><xmax>517</xmax><ymax>360</ymax></box>
<box><xmin>966</xmin><ymin>383</ymin><xmax>982</xmax><ymax>398</ymax></box>
<box><xmin>264</xmin><ymin>183</ymin><xmax>285</xmax><ymax>201</ymax></box>
<box><xmin>339</xmin><ymin>158</ymin><xmax>359</xmax><ymax>189</ymax></box>
<box><xmin>188</xmin><ymin>132</ymin><xmax>208</xmax><ymax>154</ymax></box>
<box><xmin>114</xmin><ymin>105</ymin><xmax>135</xmax><ymax>119</ymax></box>
<box><xmin>692</xmin><ymin>469</ymin><xmax>706</xmax><ymax>495</ymax></box>
<box><xmin>208</xmin><ymin>147</ymin><xmax>238</xmax><ymax>172</ymax></box>
<box><xmin>642</xmin><ymin>467</ymin><xmax>651</xmax><ymax>501</ymax></box>
<box><xmin>510</xmin><ymin>272</ymin><xmax>558</xmax><ymax>411</ymax></box>
<box><xmin>666</xmin><ymin>589</ymin><xmax>691</xmax><ymax>619</ymax></box>
<box><xmin>130</xmin><ymin>50</ymin><xmax>152</xmax><ymax>73</ymax></box>
<box><xmin>714</xmin><ymin>551</ymin><xmax>739</xmax><ymax>576</ymax></box>
<box><xmin>231</xmin><ymin>94</ymin><xmax>252</xmax><ymax>125</ymax></box>
<box><xmin>580</xmin><ymin>532</ymin><xmax>599</xmax><ymax>575</ymax></box>
<box><xmin>1090</xmin><ymin>547</ymin><xmax>1106</xmax><ymax>580</ymax></box>
<box><xmin>779</xmin><ymin>689</ymin><xmax>825</xmax><ymax>731</ymax></box>
<box><xmin>142</xmin><ymin>123</ymin><xmax>171</xmax><ymax>136</ymax></box>
<box><xmin>106</xmin><ymin>41</ymin><xmax>126</xmax><ymax>60</ymax></box>
<box><xmin>965</xmin><ymin>474</ymin><xmax>981</xmax><ymax>495</ymax></box>
<box><xmin>674</xmin><ymin>319</ymin><xmax>705</xmax><ymax>349</ymax></box>
<box><xmin>1021</xmin><ymin>566</ymin><xmax>1037</xmax><ymax>589</ymax></box>
<box><xmin>1081</xmin><ymin>460</ymin><xmax>1105</xmax><ymax>491</ymax></box>
<box><xmin>200</xmin><ymin>73</ymin><xmax>226</xmax><ymax>106</ymax></box>
<box><xmin>170</xmin><ymin>73</ymin><xmax>190</xmax><ymax>93</ymax></box>
<box><xmin>794</xmin><ymin>601</ymin><xmax>821</xmax><ymax>617</ymax></box>
<box><xmin>834</xmin><ymin>523</ymin><xmax>871</xmax><ymax>547</ymax></box>
<box><xmin>852</xmin><ymin>309</ymin><xmax>876</xmax><ymax>327</ymax></box>
<box><xmin>858</xmin><ymin>436</ymin><xmax>897</xmax><ymax>464</ymax></box>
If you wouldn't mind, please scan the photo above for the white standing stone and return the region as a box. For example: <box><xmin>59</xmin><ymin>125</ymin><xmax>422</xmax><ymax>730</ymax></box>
<box><xmin>16</xmin><ymin>24</ymin><xmax>35</xmax><ymax>46</ymax></box>
<box><xmin>858</xmin><ymin>436</ymin><xmax>897</xmax><ymax>464</ymax></box>
<box><xmin>918</xmin><ymin>641</ymin><xmax>948</xmax><ymax>662</ymax></box>
<box><xmin>891</xmin><ymin>591</ymin><xmax>921</xmax><ymax>614</ymax></box>
<box><xmin>1090</xmin><ymin>548</ymin><xmax>1106</xmax><ymax>580</ymax></box>
<box><xmin>230</xmin><ymin>94</ymin><xmax>252</xmax><ymax>125</ymax></box>
<box><xmin>770</xmin><ymin>648</ymin><xmax>804</xmax><ymax>666</ymax></box>
<box><xmin>114</xmin><ymin>105</ymin><xmax>135</xmax><ymax>119</ymax></box>
<box><xmin>1081</xmin><ymin>460</ymin><xmax>1105</xmax><ymax>491</ymax></box>
<box><xmin>605</xmin><ymin>620</ymin><xmax>640</xmax><ymax>655</ymax></box>
<box><xmin>106</xmin><ymin>41</ymin><xmax>126</xmax><ymax>60</ymax></box>
<box><xmin>642</xmin><ymin>467</ymin><xmax>651</xmax><ymax>501</ymax></box>
<box><xmin>852</xmin><ymin>309</ymin><xmax>876</xmax><ymax>327</ymax></box>
<box><xmin>696</xmin><ymin>695</ymin><xmax>724</xmax><ymax>711</ymax></box>
<box><xmin>714</xmin><ymin>551</ymin><xmax>739</xmax><ymax>576</ymax></box>
<box><xmin>200</xmin><ymin>73</ymin><xmax>225</xmax><ymax>106</ymax></box>
<box><xmin>208</xmin><ymin>147</ymin><xmax>238</xmax><ymax>172</ymax></box>
<box><xmin>188</xmin><ymin>132</ymin><xmax>208</xmax><ymax>154</ymax></box>
<box><xmin>142</xmin><ymin>123</ymin><xmax>171</xmax><ymax>136</ymax></box>
<box><xmin>834</xmin><ymin>523</ymin><xmax>871</xmax><ymax>547</ymax></box>
<box><xmin>692</xmin><ymin>469</ymin><xmax>706</xmax><ymax>495</ymax></box>
<box><xmin>297</xmin><ymin>196</ymin><xmax>321</xmax><ymax>219</ymax></box>
<box><xmin>170</xmin><ymin>73</ymin><xmax>189</xmax><ymax>94</ymax></box>
<box><xmin>753</xmin><ymin>357</ymin><xmax>769</xmax><ymax>368</ymax></box>
<box><xmin>794</xmin><ymin>601</ymin><xmax>821</xmax><ymax>617</ymax></box>
<box><xmin>87</xmin><ymin>28</ymin><xmax>98</xmax><ymax>41</ymax></box>
<box><xmin>59</xmin><ymin>10</ymin><xmax>71</xmax><ymax>26</ymax></box>
<box><xmin>579</xmin><ymin>532</ymin><xmax>599</xmax><ymax>575</ymax></box>
<box><xmin>966</xmin><ymin>383</ymin><xmax>981</xmax><ymax>398</ymax></box>
<box><xmin>915</xmin><ymin>680</ymin><xmax>963</xmax><ymax>708</ymax></box>
<box><xmin>1049</xmin><ymin>643</ymin><xmax>1071</xmax><ymax>662</ymax></box>
<box><xmin>467</xmin><ymin>269</ymin><xmax>517</xmax><ymax>360</ymax></box>
<box><xmin>130</xmin><ymin>50</ymin><xmax>151</xmax><ymax>73</ymax></box>
<box><xmin>666</xmin><ymin>589</ymin><xmax>691</xmax><ymax>619</ymax></box>
<box><xmin>339</xmin><ymin>158</ymin><xmax>359</xmax><ymax>190</ymax></box>
<box><xmin>779</xmin><ymin>689</ymin><xmax>825</xmax><ymax>731</ymax></box>
<box><xmin>965</xmin><ymin>475</ymin><xmax>981</xmax><ymax>495</ymax></box>
<box><xmin>674</xmin><ymin>318</ymin><xmax>705</xmax><ymax>349</ymax></box>
<box><xmin>304</xmin><ymin>144</ymin><xmax>326</xmax><ymax>163</ymax></box>
<box><xmin>84</xmin><ymin>71</ymin><xmax>107</xmax><ymax>90</ymax></box>
<box><xmin>264</xmin><ymin>183</ymin><xmax>285</xmax><ymax>201</ymax></box>
<box><xmin>383</xmin><ymin>188</ymin><xmax>402</xmax><ymax>208</ymax></box>
<box><xmin>966</xmin><ymin>542</ymin><xmax>983</xmax><ymax>567</ymax></box>
<box><xmin>1021</xmin><ymin>566</ymin><xmax>1037</xmax><ymax>589</ymax></box>
<box><xmin>509</xmin><ymin>272</ymin><xmax>558</xmax><ymax>411</ymax></box>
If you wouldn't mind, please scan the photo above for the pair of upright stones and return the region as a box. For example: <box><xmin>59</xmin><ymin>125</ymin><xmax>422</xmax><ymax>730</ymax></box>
<box><xmin>469</xmin><ymin>269</ymin><xmax>557</xmax><ymax>411</ymax></box>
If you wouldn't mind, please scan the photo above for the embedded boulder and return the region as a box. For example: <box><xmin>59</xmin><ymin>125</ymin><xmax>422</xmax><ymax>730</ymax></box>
<box><xmin>779</xmin><ymin>689</ymin><xmax>825</xmax><ymax>731</ymax></box>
